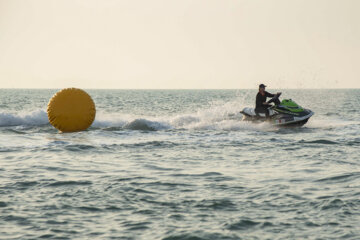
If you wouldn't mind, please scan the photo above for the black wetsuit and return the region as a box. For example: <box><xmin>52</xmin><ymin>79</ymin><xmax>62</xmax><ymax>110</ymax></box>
<box><xmin>255</xmin><ymin>91</ymin><xmax>275</xmax><ymax>117</ymax></box>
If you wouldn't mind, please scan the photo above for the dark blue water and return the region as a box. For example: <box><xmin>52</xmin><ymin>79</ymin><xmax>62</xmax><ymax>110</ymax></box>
<box><xmin>0</xmin><ymin>89</ymin><xmax>359</xmax><ymax>239</ymax></box>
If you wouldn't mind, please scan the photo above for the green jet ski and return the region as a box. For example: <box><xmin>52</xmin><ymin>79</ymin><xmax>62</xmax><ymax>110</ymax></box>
<box><xmin>240</xmin><ymin>94</ymin><xmax>314</xmax><ymax>127</ymax></box>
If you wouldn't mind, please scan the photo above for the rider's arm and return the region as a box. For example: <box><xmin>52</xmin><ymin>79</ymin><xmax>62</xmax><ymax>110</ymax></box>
<box><xmin>265</xmin><ymin>91</ymin><xmax>275</xmax><ymax>98</ymax></box>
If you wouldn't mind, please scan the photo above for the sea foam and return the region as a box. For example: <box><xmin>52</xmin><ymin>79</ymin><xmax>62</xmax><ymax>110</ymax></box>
<box><xmin>0</xmin><ymin>110</ymin><xmax>49</xmax><ymax>127</ymax></box>
<box><xmin>0</xmin><ymin>101</ymin><xmax>272</xmax><ymax>132</ymax></box>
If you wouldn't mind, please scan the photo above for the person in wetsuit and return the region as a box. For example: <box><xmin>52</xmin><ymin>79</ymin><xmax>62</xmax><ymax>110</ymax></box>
<box><xmin>255</xmin><ymin>84</ymin><xmax>281</xmax><ymax>118</ymax></box>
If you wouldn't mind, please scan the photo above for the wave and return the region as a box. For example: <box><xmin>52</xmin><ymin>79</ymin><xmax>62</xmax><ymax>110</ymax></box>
<box><xmin>0</xmin><ymin>110</ymin><xmax>175</xmax><ymax>131</ymax></box>
<box><xmin>0</xmin><ymin>110</ymin><xmax>49</xmax><ymax>127</ymax></box>
<box><xmin>92</xmin><ymin>114</ymin><xmax>172</xmax><ymax>131</ymax></box>
<box><xmin>92</xmin><ymin>103</ymin><xmax>273</xmax><ymax>131</ymax></box>
<box><xmin>299</xmin><ymin>139</ymin><xmax>338</xmax><ymax>145</ymax></box>
<box><xmin>0</xmin><ymin>98</ymin><xmax>317</xmax><ymax>132</ymax></box>
<box><xmin>0</xmin><ymin>106</ymin><xmax>273</xmax><ymax>132</ymax></box>
<box><xmin>316</xmin><ymin>172</ymin><xmax>360</xmax><ymax>183</ymax></box>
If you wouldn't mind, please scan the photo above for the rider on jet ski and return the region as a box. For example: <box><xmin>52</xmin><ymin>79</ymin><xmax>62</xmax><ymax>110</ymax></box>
<box><xmin>255</xmin><ymin>84</ymin><xmax>281</xmax><ymax>118</ymax></box>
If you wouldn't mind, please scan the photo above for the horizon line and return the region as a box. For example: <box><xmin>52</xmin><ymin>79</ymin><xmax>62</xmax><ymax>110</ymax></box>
<box><xmin>1</xmin><ymin>87</ymin><xmax>359</xmax><ymax>90</ymax></box>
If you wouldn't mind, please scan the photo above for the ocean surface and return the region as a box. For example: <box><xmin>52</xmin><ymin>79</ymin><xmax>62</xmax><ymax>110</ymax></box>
<box><xmin>0</xmin><ymin>89</ymin><xmax>359</xmax><ymax>240</ymax></box>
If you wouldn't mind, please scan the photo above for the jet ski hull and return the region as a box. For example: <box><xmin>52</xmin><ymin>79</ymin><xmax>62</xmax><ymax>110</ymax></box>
<box><xmin>241</xmin><ymin>108</ymin><xmax>314</xmax><ymax>127</ymax></box>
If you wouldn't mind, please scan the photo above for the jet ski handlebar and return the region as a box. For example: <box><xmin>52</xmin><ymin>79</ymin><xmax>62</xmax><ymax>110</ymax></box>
<box><xmin>267</xmin><ymin>92</ymin><xmax>282</xmax><ymax>105</ymax></box>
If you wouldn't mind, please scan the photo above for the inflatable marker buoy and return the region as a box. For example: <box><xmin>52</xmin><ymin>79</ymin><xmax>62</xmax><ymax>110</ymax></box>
<box><xmin>47</xmin><ymin>88</ymin><xmax>96</xmax><ymax>132</ymax></box>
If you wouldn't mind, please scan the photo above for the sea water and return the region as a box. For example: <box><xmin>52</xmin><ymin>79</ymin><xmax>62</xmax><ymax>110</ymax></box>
<box><xmin>0</xmin><ymin>89</ymin><xmax>359</xmax><ymax>240</ymax></box>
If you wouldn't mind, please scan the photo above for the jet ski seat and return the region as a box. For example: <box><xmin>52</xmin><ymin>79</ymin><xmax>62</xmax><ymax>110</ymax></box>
<box><xmin>241</xmin><ymin>107</ymin><xmax>276</xmax><ymax>118</ymax></box>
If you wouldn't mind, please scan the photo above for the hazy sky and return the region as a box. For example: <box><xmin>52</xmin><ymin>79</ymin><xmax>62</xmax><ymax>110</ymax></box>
<box><xmin>0</xmin><ymin>0</ymin><xmax>359</xmax><ymax>89</ymax></box>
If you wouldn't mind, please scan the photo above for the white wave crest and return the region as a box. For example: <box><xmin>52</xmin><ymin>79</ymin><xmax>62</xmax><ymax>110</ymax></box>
<box><xmin>0</xmin><ymin>99</ymin><xmax>274</xmax><ymax>132</ymax></box>
<box><xmin>92</xmin><ymin>113</ymin><xmax>172</xmax><ymax>131</ymax></box>
<box><xmin>92</xmin><ymin>99</ymin><xmax>272</xmax><ymax>131</ymax></box>
<box><xmin>0</xmin><ymin>110</ymin><xmax>49</xmax><ymax>127</ymax></box>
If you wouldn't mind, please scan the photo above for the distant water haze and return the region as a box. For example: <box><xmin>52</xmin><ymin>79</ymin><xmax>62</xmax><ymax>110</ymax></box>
<box><xmin>0</xmin><ymin>0</ymin><xmax>359</xmax><ymax>89</ymax></box>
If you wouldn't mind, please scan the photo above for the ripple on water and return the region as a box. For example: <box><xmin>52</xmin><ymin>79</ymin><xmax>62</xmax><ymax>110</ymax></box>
<box><xmin>170</xmin><ymin>172</ymin><xmax>223</xmax><ymax>177</ymax></box>
<box><xmin>345</xmin><ymin>139</ymin><xmax>360</xmax><ymax>146</ymax></box>
<box><xmin>299</xmin><ymin>139</ymin><xmax>339</xmax><ymax>145</ymax></box>
<box><xmin>319</xmin><ymin>199</ymin><xmax>346</xmax><ymax>210</ymax></box>
<box><xmin>316</xmin><ymin>172</ymin><xmax>360</xmax><ymax>183</ymax></box>
<box><xmin>0</xmin><ymin>147</ymin><xmax>17</xmax><ymax>153</ymax></box>
<box><xmin>11</xmin><ymin>181</ymin><xmax>39</xmax><ymax>190</ymax></box>
<box><xmin>162</xmin><ymin>232</ymin><xmax>240</xmax><ymax>240</ymax></box>
<box><xmin>77</xmin><ymin>206</ymin><xmax>103</xmax><ymax>212</ymax></box>
<box><xmin>121</xmin><ymin>141</ymin><xmax>181</xmax><ymax>149</ymax></box>
<box><xmin>195</xmin><ymin>199</ymin><xmax>237</xmax><ymax>211</ymax></box>
<box><xmin>225</xmin><ymin>219</ymin><xmax>261</xmax><ymax>231</ymax></box>
<box><xmin>64</xmin><ymin>144</ymin><xmax>96</xmax><ymax>151</ymax></box>
<box><xmin>123</xmin><ymin>220</ymin><xmax>151</xmax><ymax>231</ymax></box>
<box><xmin>46</xmin><ymin>180</ymin><xmax>92</xmax><ymax>187</ymax></box>
<box><xmin>131</xmin><ymin>181</ymin><xmax>195</xmax><ymax>189</ymax></box>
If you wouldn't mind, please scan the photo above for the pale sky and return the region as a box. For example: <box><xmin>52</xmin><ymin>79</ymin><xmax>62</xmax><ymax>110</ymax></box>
<box><xmin>0</xmin><ymin>0</ymin><xmax>359</xmax><ymax>89</ymax></box>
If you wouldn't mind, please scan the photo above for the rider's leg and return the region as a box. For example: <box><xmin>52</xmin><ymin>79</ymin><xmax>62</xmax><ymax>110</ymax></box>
<box><xmin>255</xmin><ymin>107</ymin><xmax>268</xmax><ymax>118</ymax></box>
<box><xmin>255</xmin><ymin>108</ymin><xmax>261</xmax><ymax>117</ymax></box>
<box><xmin>265</xmin><ymin>106</ymin><xmax>270</xmax><ymax>118</ymax></box>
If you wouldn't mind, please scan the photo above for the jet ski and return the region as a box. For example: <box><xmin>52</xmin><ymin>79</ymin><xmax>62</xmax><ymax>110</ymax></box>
<box><xmin>240</xmin><ymin>93</ymin><xmax>314</xmax><ymax>127</ymax></box>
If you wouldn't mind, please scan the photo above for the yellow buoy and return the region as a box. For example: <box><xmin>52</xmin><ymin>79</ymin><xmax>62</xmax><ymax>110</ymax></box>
<box><xmin>47</xmin><ymin>88</ymin><xmax>96</xmax><ymax>132</ymax></box>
